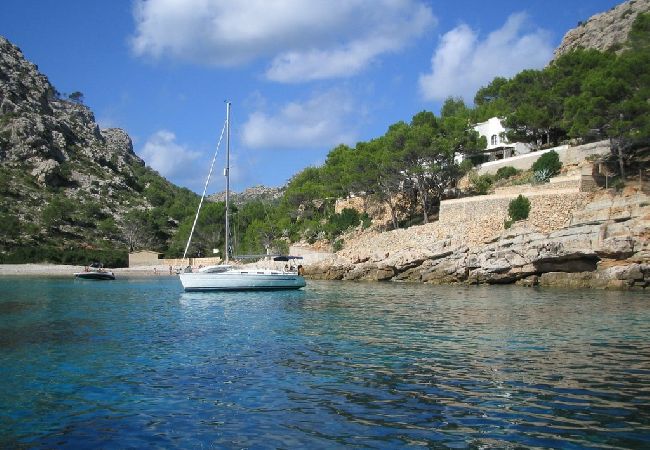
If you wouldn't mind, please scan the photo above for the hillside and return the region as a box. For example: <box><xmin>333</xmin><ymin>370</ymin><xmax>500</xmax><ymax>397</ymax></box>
<box><xmin>0</xmin><ymin>36</ymin><xmax>197</xmax><ymax>265</ymax></box>
<box><xmin>552</xmin><ymin>0</ymin><xmax>650</xmax><ymax>61</ymax></box>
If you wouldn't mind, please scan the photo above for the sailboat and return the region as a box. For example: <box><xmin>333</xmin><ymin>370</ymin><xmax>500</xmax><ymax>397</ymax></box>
<box><xmin>179</xmin><ymin>102</ymin><xmax>307</xmax><ymax>292</ymax></box>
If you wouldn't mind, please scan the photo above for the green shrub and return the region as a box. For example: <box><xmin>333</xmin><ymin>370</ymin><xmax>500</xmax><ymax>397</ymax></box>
<box><xmin>0</xmin><ymin>214</ymin><xmax>20</xmax><ymax>238</ymax></box>
<box><xmin>494</xmin><ymin>166</ymin><xmax>521</xmax><ymax>180</ymax></box>
<box><xmin>508</xmin><ymin>194</ymin><xmax>531</xmax><ymax>222</ymax></box>
<box><xmin>332</xmin><ymin>239</ymin><xmax>344</xmax><ymax>252</ymax></box>
<box><xmin>459</xmin><ymin>159</ymin><xmax>474</xmax><ymax>174</ymax></box>
<box><xmin>325</xmin><ymin>208</ymin><xmax>369</xmax><ymax>238</ymax></box>
<box><xmin>469</xmin><ymin>172</ymin><xmax>494</xmax><ymax>195</ymax></box>
<box><xmin>531</xmin><ymin>150</ymin><xmax>561</xmax><ymax>176</ymax></box>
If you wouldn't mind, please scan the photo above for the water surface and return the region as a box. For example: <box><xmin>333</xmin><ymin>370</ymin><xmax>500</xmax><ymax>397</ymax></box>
<box><xmin>0</xmin><ymin>276</ymin><xmax>649</xmax><ymax>448</ymax></box>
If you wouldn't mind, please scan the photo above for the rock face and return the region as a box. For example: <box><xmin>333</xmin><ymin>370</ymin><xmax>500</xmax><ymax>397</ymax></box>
<box><xmin>208</xmin><ymin>185</ymin><xmax>284</xmax><ymax>204</ymax></box>
<box><xmin>0</xmin><ymin>36</ymin><xmax>143</xmax><ymax>182</ymax></box>
<box><xmin>0</xmin><ymin>35</ymin><xmax>178</xmax><ymax>254</ymax></box>
<box><xmin>305</xmin><ymin>188</ymin><xmax>649</xmax><ymax>290</ymax></box>
<box><xmin>552</xmin><ymin>0</ymin><xmax>650</xmax><ymax>62</ymax></box>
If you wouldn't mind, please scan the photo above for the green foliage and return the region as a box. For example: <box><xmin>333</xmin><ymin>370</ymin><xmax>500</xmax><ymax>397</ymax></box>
<box><xmin>532</xmin><ymin>168</ymin><xmax>553</xmax><ymax>184</ymax></box>
<box><xmin>0</xmin><ymin>246</ymin><xmax>128</xmax><ymax>267</ymax></box>
<box><xmin>0</xmin><ymin>214</ymin><xmax>20</xmax><ymax>239</ymax></box>
<box><xmin>458</xmin><ymin>159</ymin><xmax>474</xmax><ymax>174</ymax></box>
<box><xmin>324</xmin><ymin>208</ymin><xmax>370</xmax><ymax>239</ymax></box>
<box><xmin>97</xmin><ymin>217</ymin><xmax>119</xmax><ymax>237</ymax></box>
<box><xmin>494</xmin><ymin>166</ymin><xmax>521</xmax><ymax>181</ymax></box>
<box><xmin>531</xmin><ymin>150</ymin><xmax>562</xmax><ymax>176</ymax></box>
<box><xmin>41</xmin><ymin>196</ymin><xmax>76</xmax><ymax>228</ymax></box>
<box><xmin>471</xmin><ymin>14</ymin><xmax>650</xmax><ymax>149</ymax></box>
<box><xmin>332</xmin><ymin>239</ymin><xmax>344</xmax><ymax>252</ymax></box>
<box><xmin>508</xmin><ymin>194</ymin><xmax>531</xmax><ymax>222</ymax></box>
<box><xmin>68</xmin><ymin>91</ymin><xmax>84</xmax><ymax>104</ymax></box>
<box><xmin>469</xmin><ymin>172</ymin><xmax>494</xmax><ymax>195</ymax></box>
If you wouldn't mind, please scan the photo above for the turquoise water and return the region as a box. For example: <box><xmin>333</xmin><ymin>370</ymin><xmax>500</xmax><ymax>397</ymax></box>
<box><xmin>0</xmin><ymin>276</ymin><xmax>649</xmax><ymax>449</ymax></box>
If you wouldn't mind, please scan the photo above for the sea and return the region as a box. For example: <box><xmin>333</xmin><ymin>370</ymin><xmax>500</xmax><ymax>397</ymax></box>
<box><xmin>0</xmin><ymin>276</ymin><xmax>648</xmax><ymax>449</ymax></box>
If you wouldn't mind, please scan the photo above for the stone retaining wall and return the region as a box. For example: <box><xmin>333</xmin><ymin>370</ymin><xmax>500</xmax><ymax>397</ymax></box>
<box><xmin>477</xmin><ymin>140</ymin><xmax>610</xmax><ymax>175</ymax></box>
<box><xmin>439</xmin><ymin>190</ymin><xmax>590</xmax><ymax>244</ymax></box>
<box><xmin>493</xmin><ymin>176</ymin><xmax>581</xmax><ymax>195</ymax></box>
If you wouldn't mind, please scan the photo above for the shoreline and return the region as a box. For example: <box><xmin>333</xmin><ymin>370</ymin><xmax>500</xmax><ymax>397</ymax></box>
<box><xmin>0</xmin><ymin>264</ymin><xmax>179</xmax><ymax>278</ymax></box>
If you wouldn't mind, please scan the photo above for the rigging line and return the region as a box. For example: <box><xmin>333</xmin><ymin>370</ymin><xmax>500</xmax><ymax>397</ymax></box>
<box><xmin>182</xmin><ymin>118</ymin><xmax>227</xmax><ymax>260</ymax></box>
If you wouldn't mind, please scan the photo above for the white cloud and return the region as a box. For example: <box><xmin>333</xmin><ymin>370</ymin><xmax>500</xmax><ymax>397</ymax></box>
<box><xmin>419</xmin><ymin>13</ymin><xmax>553</xmax><ymax>102</ymax></box>
<box><xmin>241</xmin><ymin>90</ymin><xmax>358</xmax><ymax>150</ymax></box>
<box><xmin>131</xmin><ymin>0</ymin><xmax>435</xmax><ymax>82</ymax></box>
<box><xmin>139</xmin><ymin>130</ymin><xmax>202</xmax><ymax>179</ymax></box>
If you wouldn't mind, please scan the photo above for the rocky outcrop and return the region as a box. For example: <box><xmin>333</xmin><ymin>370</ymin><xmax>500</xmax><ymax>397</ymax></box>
<box><xmin>305</xmin><ymin>188</ymin><xmax>649</xmax><ymax>290</ymax></box>
<box><xmin>552</xmin><ymin>0</ymin><xmax>650</xmax><ymax>62</ymax></box>
<box><xmin>208</xmin><ymin>185</ymin><xmax>284</xmax><ymax>204</ymax></box>
<box><xmin>0</xmin><ymin>35</ymin><xmax>178</xmax><ymax>254</ymax></box>
<box><xmin>0</xmin><ymin>36</ymin><xmax>143</xmax><ymax>183</ymax></box>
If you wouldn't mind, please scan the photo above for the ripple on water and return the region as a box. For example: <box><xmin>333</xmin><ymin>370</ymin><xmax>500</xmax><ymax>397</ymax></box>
<box><xmin>0</xmin><ymin>279</ymin><xmax>649</xmax><ymax>448</ymax></box>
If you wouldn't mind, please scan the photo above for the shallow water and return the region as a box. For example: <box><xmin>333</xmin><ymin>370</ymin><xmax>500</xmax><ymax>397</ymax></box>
<box><xmin>0</xmin><ymin>276</ymin><xmax>649</xmax><ymax>448</ymax></box>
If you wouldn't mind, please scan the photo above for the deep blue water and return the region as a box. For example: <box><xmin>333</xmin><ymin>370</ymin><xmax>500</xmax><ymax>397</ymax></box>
<box><xmin>0</xmin><ymin>276</ymin><xmax>649</xmax><ymax>449</ymax></box>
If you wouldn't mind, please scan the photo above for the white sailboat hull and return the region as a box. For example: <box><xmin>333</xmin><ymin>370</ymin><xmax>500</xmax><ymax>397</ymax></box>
<box><xmin>179</xmin><ymin>270</ymin><xmax>306</xmax><ymax>291</ymax></box>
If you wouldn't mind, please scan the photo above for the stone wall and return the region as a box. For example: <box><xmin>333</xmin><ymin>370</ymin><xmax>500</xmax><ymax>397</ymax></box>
<box><xmin>438</xmin><ymin>190</ymin><xmax>590</xmax><ymax>245</ymax></box>
<box><xmin>477</xmin><ymin>140</ymin><xmax>610</xmax><ymax>176</ymax></box>
<box><xmin>492</xmin><ymin>176</ymin><xmax>581</xmax><ymax>196</ymax></box>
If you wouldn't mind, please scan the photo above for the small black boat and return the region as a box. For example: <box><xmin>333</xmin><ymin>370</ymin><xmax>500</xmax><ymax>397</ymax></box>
<box><xmin>74</xmin><ymin>262</ymin><xmax>115</xmax><ymax>280</ymax></box>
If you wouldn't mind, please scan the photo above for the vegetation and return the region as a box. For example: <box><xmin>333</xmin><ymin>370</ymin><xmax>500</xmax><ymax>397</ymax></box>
<box><xmin>505</xmin><ymin>195</ymin><xmax>531</xmax><ymax>229</ymax></box>
<box><xmin>494</xmin><ymin>166</ymin><xmax>521</xmax><ymax>181</ymax></box>
<box><xmin>473</xmin><ymin>13</ymin><xmax>650</xmax><ymax>149</ymax></box>
<box><xmin>531</xmin><ymin>150</ymin><xmax>562</xmax><ymax>178</ymax></box>
<box><xmin>0</xmin><ymin>246</ymin><xmax>127</xmax><ymax>267</ymax></box>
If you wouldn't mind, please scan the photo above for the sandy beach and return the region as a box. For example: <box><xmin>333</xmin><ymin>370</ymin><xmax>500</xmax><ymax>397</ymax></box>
<box><xmin>0</xmin><ymin>264</ymin><xmax>179</xmax><ymax>277</ymax></box>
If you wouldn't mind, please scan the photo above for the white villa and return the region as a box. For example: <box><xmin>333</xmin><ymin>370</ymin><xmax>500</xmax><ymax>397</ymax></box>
<box><xmin>456</xmin><ymin>117</ymin><xmax>532</xmax><ymax>163</ymax></box>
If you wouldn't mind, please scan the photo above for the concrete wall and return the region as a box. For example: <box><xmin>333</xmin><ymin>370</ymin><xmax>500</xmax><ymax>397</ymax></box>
<box><xmin>289</xmin><ymin>245</ymin><xmax>333</xmax><ymax>265</ymax></box>
<box><xmin>476</xmin><ymin>140</ymin><xmax>610</xmax><ymax>175</ymax></box>
<box><xmin>128</xmin><ymin>251</ymin><xmax>161</xmax><ymax>267</ymax></box>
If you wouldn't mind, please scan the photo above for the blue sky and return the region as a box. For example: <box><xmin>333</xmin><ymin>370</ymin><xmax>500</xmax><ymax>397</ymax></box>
<box><xmin>1</xmin><ymin>0</ymin><xmax>621</xmax><ymax>194</ymax></box>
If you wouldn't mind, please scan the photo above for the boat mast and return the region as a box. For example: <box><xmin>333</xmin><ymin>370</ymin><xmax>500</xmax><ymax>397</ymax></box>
<box><xmin>224</xmin><ymin>101</ymin><xmax>231</xmax><ymax>264</ymax></box>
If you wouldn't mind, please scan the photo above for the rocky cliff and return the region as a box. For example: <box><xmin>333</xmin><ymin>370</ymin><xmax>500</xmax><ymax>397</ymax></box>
<box><xmin>0</xmin><ymin>36</ymin><xmax>190</xmax><ymax>260</ymax></box>
<box><xmin>552</xmin><ymin>0</ymin><xmax>650</xmax><ymax>61</ymax></box>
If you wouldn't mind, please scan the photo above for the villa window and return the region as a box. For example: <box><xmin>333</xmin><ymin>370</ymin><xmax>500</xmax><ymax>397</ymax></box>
<box><xmin>491</xmin><ymin>134</ymin><xmax>498</xmax><ymax>146</ymax></box>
